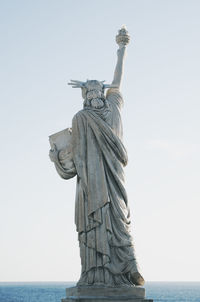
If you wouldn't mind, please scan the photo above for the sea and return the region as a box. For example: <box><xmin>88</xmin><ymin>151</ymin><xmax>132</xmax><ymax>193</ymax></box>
<box><xmin>0</xmin><ymin>282</ymin><xmax>199</xmax><ymax>302</ymax></box>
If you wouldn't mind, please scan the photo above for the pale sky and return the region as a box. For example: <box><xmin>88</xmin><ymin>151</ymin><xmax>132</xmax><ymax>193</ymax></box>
<box><xmin>0</xmin><ymin>0</ymin><xmax>200</xmax><ymax>282</ymax></box>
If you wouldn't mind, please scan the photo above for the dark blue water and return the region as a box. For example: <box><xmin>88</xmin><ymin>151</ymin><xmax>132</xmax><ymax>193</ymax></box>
<box><xmin>0</xmin><ymin>282</ymin><xmax>199</xmax><ymax>302</ymax></box>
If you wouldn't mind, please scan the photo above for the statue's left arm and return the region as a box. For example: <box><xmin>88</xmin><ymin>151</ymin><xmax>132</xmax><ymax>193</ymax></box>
<box><xmin>49</xmin><ymin>146</ymin><xmax>76</xmax><ymax>180</ymax></box>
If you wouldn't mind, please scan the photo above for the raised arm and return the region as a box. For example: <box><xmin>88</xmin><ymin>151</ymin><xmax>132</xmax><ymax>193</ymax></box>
<box><xmin>112</xmin><ymin>46</ymin><xmax>126</xmax><ymax>89</ymax></box>
<box><xmin>112</xmin><ymin>26</ymin><xmax>130</xmax><ymax>90</ymax></box>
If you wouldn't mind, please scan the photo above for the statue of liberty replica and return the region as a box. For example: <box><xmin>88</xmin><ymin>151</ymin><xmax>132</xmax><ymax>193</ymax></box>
<box><xmin>49</xmin><ymin>27</ymin><xmax>153</xmax><ymax>302</ymax></box>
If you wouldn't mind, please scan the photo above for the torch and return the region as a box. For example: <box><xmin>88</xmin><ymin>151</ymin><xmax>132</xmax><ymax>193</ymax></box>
<box><xmin>116</xmin><ymin>25</ymin><xmax>130</xmax><ymax>49</ymax></box>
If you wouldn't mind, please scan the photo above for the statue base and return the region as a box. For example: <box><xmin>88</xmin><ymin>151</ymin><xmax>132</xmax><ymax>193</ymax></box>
<box><xmin>61</xmin><ymin>286</ymin><xmax>153</xmax><ymax>302</ymax></box>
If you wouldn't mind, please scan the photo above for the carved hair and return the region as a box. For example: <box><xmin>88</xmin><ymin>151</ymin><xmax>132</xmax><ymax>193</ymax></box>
<box><xmin>83</xmin><ymin>87</ymin><xmax>106</xmax><ymax>109</ymax></box>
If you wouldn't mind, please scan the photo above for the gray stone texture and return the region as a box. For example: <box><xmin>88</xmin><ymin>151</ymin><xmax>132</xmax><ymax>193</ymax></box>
<box><xmin>61</xmin><ymin>286</ymin><xmax>153</xmax><ymax>302</ymax></box>
<box><xmin>49</xmin><ymin>26</ymin><xmax>153</xmax><ymax>301</ymax></box>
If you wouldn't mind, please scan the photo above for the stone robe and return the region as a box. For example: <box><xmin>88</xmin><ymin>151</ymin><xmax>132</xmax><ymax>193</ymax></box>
<box><xmin>56</xmin><ymin>88</ymin><xmax>139</xmax><ymax>286</ymax></box>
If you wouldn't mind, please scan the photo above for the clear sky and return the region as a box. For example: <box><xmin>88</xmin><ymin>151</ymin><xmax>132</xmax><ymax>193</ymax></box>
<box><xmin>0</xmin><ymin>0</ymin><xmax>200</xmax><ymax>282</ymax></box>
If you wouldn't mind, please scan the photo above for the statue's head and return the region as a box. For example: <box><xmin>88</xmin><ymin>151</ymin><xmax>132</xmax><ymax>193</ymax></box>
<box><xmin>68</xmin><ymin>79</ymin><xmax>117</xmax><ymax>109</ymax></box>
<box><xmin>83</xmin><ymin>80</ymin><xmax>105</xmax><ymax>109</ymax></box>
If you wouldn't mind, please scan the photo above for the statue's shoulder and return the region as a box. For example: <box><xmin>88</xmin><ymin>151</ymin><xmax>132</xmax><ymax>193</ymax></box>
<box><xmin>106</xmin><ymin>88</ymin><xmax>124</xmax><ymax>108</ymax></box>
<box><xmin>72</xmin><ymin>109</ymin><xmax>90</xmax><ymax>125</ymax></box>
<box><xmin>73</xmin><ymin>109</ymin><xmax>85</xmax><ymax>119</ymax></box>
<box><xmin>106</xmin><ymin>87</ymin><xmax>122</xmax><ymax>96</ymax></box>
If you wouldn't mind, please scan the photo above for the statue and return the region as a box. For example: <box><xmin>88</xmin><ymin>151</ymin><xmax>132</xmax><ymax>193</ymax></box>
<box><xmin>49</xmin><ymin>26</ymin><xmax>145</xmax><ymax>289</ymax></box>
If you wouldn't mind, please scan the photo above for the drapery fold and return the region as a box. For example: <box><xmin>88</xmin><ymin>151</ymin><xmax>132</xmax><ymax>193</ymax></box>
<box><xmin>53</xmin><ymin>88</ymin><xmax>141</xmax><ymax>286</ymax></box>
<box><xmin>71</xmin><ymin>104</ymin><xmax>139</xmax><ymax>286</ymax></box>
<box><xmin>72</xmin><ymin>109</ymin><xmax>128</xmax><ymax>221</ymax></box>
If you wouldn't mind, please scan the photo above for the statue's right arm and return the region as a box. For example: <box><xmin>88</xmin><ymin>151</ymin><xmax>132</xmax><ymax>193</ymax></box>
<box><xmin>112</xmin><ymin>46</ymin><xmax>126</xmax><ymax>90</ymax></box>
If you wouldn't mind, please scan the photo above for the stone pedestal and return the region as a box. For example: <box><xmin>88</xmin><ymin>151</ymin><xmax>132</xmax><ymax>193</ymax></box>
<box><xmin>61</xmin><ymin>286</ymin><xmax>153</xmax><ymax>302</ymax></box>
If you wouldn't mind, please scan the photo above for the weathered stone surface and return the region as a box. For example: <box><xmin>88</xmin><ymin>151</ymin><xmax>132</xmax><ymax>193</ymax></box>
<box><xmin>67</xmin><ymin>286</ymin><xmax>145</xmax><ymax>297</ymax></box>
<box><xmin>61</xmin><ymin>286</ymin><xmax>153</xmax><ymax>302</ymax></box>
<box><xmin>50</xmin><ymin>26</ymin><xmax>153</xmax><ymax>301</ymax></box>
<box><xmin>50</xmin><ymin>26</ymin><xmax>146</xmax><ymax>288</ymax></box>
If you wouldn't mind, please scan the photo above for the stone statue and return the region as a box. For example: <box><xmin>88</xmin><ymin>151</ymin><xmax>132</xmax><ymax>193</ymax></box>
<box><xmin>49</xmin><ymin>26</ymin><xmax>145</xmax><ymax>289</ymax></box>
